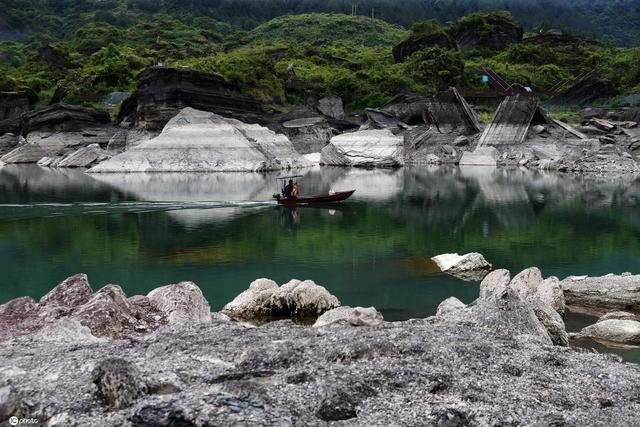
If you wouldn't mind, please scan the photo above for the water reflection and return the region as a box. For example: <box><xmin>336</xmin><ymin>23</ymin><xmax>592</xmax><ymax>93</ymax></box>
<box><xmin>1</xmin><ymin>165</ymin><xmax>640</xmax><ymax>322</ymax></box>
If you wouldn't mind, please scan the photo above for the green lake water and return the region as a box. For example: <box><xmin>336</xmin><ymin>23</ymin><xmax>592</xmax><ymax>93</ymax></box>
<box><xmin>1</xmin><ymin>164</ymin><xmax>640</xmax><ymax>362</ymax></box>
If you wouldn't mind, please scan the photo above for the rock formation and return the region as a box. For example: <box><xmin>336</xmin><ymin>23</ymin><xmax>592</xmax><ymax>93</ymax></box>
<box><xmin>0</xmin><ymin>103</ymin><xmax>117</xmax><ymax>165</ymax></box>
<box><xmin>2</xmin><ymin>313</ymin><xmax>639</xmax><ymax>425</ymax></box>
<box><xmin>116</xmin><ymin>66</ymin><xmax>264</xmax><ymax>133</ymax></box>
<box><xmin>89</xmin><ymin>108</ymin><xmax>310</xmax><ymax>172</ymax></box>
<box><xmin>320</xmin><ymin>129</ymin><xmax>404</xmax><ymax>168</ymax></box>
<box><xmin>436</xmin><ymin>266</ymin><xmax>568</xmax><ymax>346</ymax></box>
<box><xmin>222</xmin><ymin>278</ymin><xmax>340</xmax><ymax>321</ymax></box>
<box><xmin>0</xmin><ymin>274</ymin><xmax>168</xmax><ymax>340</ymax></box>
<box><xmin>561</xmin><ymin>273</ymin><xmax>640</xmax><ymax>316</ymax></box>
<box><xmin>575</xmin><ymin>318</ymin><xmax>640</xmax><ymax>346</ymax></box>
<box><xmin>431</xmin><ymin>252</ymin><xmax>492</xmax><ymax>281</ymax></box>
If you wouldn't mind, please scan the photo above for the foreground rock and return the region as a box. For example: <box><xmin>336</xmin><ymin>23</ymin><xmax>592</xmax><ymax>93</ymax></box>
<box><xmin>438</xmin><ymin>267</ymin><xmax>568</xmax><ymax>346</ymax></box>
<box><xmin>320</xmin><ymin>129</ymin><xmax>404</xmax><ymax>168</ymax></box>
<box><xmin>431</xmin><ymin>252</ymin><xmax>491</xmax><ymax>281</ymax></box>
<box><xmin>313</xmin><ymin>306</ymin><xmax>384</xmax><ymax>327</ymax></box>
<box><xmin>0</xmin><ymin>274</ymin><xmax>176</xmax><ymax>340</ymax></box>
<box><xmin>561</xmin><ymin>273</ymin><xmax>640</xmax><ymax>316</ymax></box>
<box><xmin>90</xmin><ymin>108</ymin><xmax>309</xmax><ymax>172</ymax></box>
<box><xmin>1</xmin><ymin>316</ymin><xmax>638</xmax><ymax>425</ymax></box>
<box><xmin>222</xmin><ymin>278</ymin><xmax>340</xmax><ymax>321</ymax></box>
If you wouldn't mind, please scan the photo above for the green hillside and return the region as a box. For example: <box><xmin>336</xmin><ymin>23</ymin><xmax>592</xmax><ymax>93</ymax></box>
<box><xmin>241</xmin><ymin>14</ymin><xmax>408</xmax><ymax>47</ymax></box>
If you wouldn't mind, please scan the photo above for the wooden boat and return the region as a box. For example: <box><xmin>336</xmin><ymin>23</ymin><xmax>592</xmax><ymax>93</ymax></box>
<box><xmin>274</xmin><ymin>190</ymin><xmax>355</xmax><ymax>206</ymax></box>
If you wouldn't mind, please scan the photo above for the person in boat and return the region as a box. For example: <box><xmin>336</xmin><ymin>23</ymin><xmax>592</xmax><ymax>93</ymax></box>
<box><xmin>292</xmin><ymin>181</ymin><xmax>300</xmax><ymax>198</ymax></box>
<box><xmin>283</xmin><ymin>179</ymin><xmax>294</xmax><ymax>198</ymax></box>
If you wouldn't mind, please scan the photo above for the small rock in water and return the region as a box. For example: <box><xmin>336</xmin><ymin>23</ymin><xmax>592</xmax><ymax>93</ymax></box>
<box><xmin>431</xmin><ymin>252</ymin><xmax>492</xmax><ymax>281</ymax></box>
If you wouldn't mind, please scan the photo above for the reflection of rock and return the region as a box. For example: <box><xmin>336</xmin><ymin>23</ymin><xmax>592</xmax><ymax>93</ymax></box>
<box><xmin>328</xmin><ymin>168</ymin><xmax>403</xmax><ymax>200</ymax></box>
<box><xmin>561</xmin><ymin>274</ymin><xmax>640</xmax><ymax>316</ymax></box>
<box><xmin>91</xmin><ymin>108</ymin><xmax>309</xmax><ymax>172</ymax></box>
<box><xmin>431</xmin><ymin>252</ymin><xmax>491</xmax><ymax>281</ymax></box>
<box><xmin>321</xmin><ymin>129</ymin><xmax>404</xmax><ymax>168</ymax></box>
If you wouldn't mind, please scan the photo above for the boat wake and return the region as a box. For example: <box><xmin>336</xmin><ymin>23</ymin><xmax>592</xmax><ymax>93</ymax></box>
<box><xmin>0</xmin><ymin>200</ymin><xmax>277</xmax><ymax>221</ymax></box>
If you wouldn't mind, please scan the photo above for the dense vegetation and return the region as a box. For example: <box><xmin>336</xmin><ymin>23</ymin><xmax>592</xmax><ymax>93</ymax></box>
<box><xmin>0</xmin><ymin>1</ymin><xmax>639</xmax><ymax>112</ymax></box>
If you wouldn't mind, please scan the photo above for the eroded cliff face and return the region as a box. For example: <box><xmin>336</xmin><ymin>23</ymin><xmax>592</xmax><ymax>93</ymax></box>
<box><xmin>116</xmin><ymin>67</ymin><xmax>265</xmax><ymax>132</ymax></box>
<box><xmin>91</xmin><ymin>107</ymin><xmax>309</xmax><ymax>173</ymax></box>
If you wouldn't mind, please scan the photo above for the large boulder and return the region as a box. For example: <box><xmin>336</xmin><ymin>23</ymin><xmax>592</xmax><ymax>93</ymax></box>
<box><xmin>117</xmin><ymin>66</ymin><xmax>264</xmax><ymax>132</ymax></box>
<box><xmin>147</xmin><ymin>282</ymin><xmax>211</xmax><ymax>323</ymax></box>
<box><xmin>320</xmin><ymin>129</ymin><xmax>404</xmax><ymax>168</ymax></box>
<box><xmin>431</xmin><ymin>252</ymin><xmax>491</xmax><ymax>281</ymax></box>
<box><xmin>576</xmin><ymin>319</ymin><xmax>640</xmax><ymax>345</ymax></box>
<box><xmin>222</xmin><ymin>278</ymin><xmax>340</xmax><ymax>321</ymax></box>
<box><xmin>561</xmin><ymin>273</ymin><xmax>640</xmax><ymax>316</ymax></box>
<box><xmin>436</xmin><ymin>287</ymin><xmax>552</xmax><ymax>345</ymax></box>
<box><xmin>0</xmin><ymin>274</ymin><xmax>211</xmax><ymax>341</ymax></box>
<box><xmin>39</xmin><ymin>273</ymin><xmax>93</xmax><ymax>309</ymax></box>
<box><xmin>313</xmin><ymin>306</ymin><xmax>384</xmax><ymax>327</ymax></box>
<box><xmin>478</xmin><ymin>269</ymin><xmax>511</xmax><ymax>303</ymax></box>
<box><xmin>509</xmin><ymin>267</ymin><xmax>565</xmax><ymax>316</ymax></box>
<box><xmin>89</xmin><ymin>108</ymin><xmax>310</xmax><ymax>172</ymax></box>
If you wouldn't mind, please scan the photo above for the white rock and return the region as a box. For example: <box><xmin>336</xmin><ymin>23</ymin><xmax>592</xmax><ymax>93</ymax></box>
<box><xmin>578</xmin><ymin>319</ymin><xmax>640</xmax><ymax>345</ymax></box>
<box><xmin>436</xmin><ymin>297</ymin><xmax>466</xmax><ymax>317</ymax></box>
<box><xmin>89</xmin><ymin>108</ymin><xmax>310</xmax><ymax>172</ymax></box>
<box><xmin>431</xmin><ymin>252</ymin><xmax>491</xmax><ymax>274</ymax></box>
<box><xmin>313</xmin><ymin>306</ymin><xmax>383</xmax><ymax>327</ymax></box>
<box><xmin>222</xmin><ymin>278</ymin><xmax>340</xmax><ymax>320</ymax></box>
<box><xmin>320</xmin><ymin>129</ymin><xmax>404</xmax><ymax>168</ymax></box>
<box><xmin>147</xmin><ymin>281</ymin><xmax>211</xmax><ymax>323</ymax></box>
<box><xmin>510</xmin><ymin>267</ymin><xmax>565</xmax><ymax>316</ymax></box>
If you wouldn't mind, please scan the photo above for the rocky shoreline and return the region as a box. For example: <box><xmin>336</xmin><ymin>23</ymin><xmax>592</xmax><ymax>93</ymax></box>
<box><xmin>2</xmin><ymin>261</ymin><xmax>640</xmax><ymax>425</ymax></box>
<box><xmin>0</xmin><ymin>66</ymin><xmax>638</xmax><ymax>174</ymax></box>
